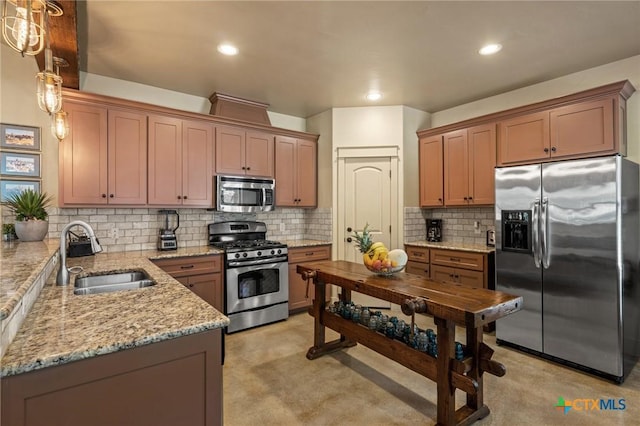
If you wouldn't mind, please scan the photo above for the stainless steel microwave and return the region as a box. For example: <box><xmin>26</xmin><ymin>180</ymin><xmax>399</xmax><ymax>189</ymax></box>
<box><xmin>215</xmin><ymin>175</ymin><xmax>275</xmax><ymax>213</ymax></box>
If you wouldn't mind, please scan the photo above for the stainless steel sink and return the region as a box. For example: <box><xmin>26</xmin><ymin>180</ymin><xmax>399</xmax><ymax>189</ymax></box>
<box><xmin>74</xmin><ymin>270</ymin><xmax>156</xmax><ymax>295</ymax></box>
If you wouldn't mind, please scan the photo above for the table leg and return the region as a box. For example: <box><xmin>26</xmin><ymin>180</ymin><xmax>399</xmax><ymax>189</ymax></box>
<box><xmin>306</xmin><ymin>279</ymin><xmax>356</xmax><ymax>360</ymax></box>
<box><xmin>466</xmin><ymin>326</ymin><xmax>484</xmax><ymax>410</ymax></box>
<box><xmin>435</xmin><ymin>317</ymin><xmax>455</xmax><ymax>426</ymax></box>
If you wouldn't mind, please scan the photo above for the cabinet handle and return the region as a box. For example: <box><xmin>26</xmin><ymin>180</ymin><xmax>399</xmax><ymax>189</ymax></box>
<box><xmin>180</xmin><ymin>265</ymin><xmax>195</xmax><ymax>269</ymax></box>
<box><xmin>177</xmin><ymin>195</ymin><xmax>182</xmax><ymax>199</ymax></box>
<box><xmin>305</xmin><ymin>252</ymin><xmax>315</xmax><ymax>256</ymax></box>
<box><xmin>109</xmin><ymin>194</ymin><xmax>114</xmax><ymax>198</ymax></box>
<box><xmin>189</xmin><ymin>284</ymin><xmax>194</xmax><ymax>288</ymax></box>
<box><xmin>551</xmin><ymin>147</ymin><xmax>557</xmax><ymax>152</ymax></box>
<box><xmin>247</xmin><ymin>167</ymin><xmax>251</xmax><ymax>170</ymax></box>
<box><xmin>468</xmin><ymin>196</ymin><xmax>473</xmax><ymax>201</ymax></box>
<box><xmin>183</xmin><ymin>195</ymin><xmax>188</xmax><ymax>199</ymax></box>
<box><xmin>450</xmin><ymin>257</ymin><xmax>461</xmax><ymax>262</ymax></box>
<box><xmin>544</xmin><ymin>147</ymin><xmax>549</xmax><ymax>153</ymax></box>
<box><xmin>241</xmin><ymin>166</ymin><xmax>246</xmax><ymax>170</ymax></box>
<box><xmin>464</xmin><ymin>197</ymin><xmax>468</xmax><ymax>201</ymax></box>
<box><xmin>101</xmin><ymin>194</ymin><xmax>107</xmax><ymax>198</ymax></box>
<box><xmin>438</xmin><ymin>198</ymin><xmax>443</xmax><ymax>202</ymax></box>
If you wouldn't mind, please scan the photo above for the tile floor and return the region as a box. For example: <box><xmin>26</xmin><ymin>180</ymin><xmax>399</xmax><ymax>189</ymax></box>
<box><xmin>224</xmin><ymin>309</ymin><xmax>640</xmax><ymax>425</ymax></box>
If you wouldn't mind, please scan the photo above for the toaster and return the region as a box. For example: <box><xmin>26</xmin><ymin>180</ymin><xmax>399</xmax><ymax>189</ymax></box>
<box><xmin>486</xmin><ymin>229</ymin><xmax>496</xmax><ymax>247</ymax></box>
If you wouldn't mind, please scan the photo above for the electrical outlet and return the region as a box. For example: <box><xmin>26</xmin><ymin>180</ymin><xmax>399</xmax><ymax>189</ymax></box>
<box><xmin>474</xmin><ymin>221</ymin><xmax>482</xmax><ymax>234</ymax></box>
<box><xmin>280</xmin><ymin>222</ymin><xmax>285</xmax><ymax>232</ymax></box>
<box><xmin>110</xmin><ymin>228</ymin><xmax>119</xmax><ymax>239</ymax></box>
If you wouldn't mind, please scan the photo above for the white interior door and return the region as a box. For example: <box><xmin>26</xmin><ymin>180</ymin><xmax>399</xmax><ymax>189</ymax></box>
<box><xmin>341</xmin><ymin>157</ymin><xmax>392</xmax><ymax>308</ymax></box>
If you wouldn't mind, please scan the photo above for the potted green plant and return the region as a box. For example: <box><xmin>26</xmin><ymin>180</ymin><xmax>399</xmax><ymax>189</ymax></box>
<box><xmin>2</xmin><ymin>223</ymin><xmax>17</xmax><ymax>241</ymax></box>
<box><xmin>2</xmin><ymin>189</ymin><xmax>53</xmax><ymax>242</ymax></box>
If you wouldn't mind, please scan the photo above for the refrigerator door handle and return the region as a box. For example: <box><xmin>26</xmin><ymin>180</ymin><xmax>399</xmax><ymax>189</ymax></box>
<box><xmin>541</xmin><ymin>197</ymin><xmax>550</xmax><ymax>269</ymax></box>
<box><xmin>532</xmin><ymin>198</ymin><xmax>541</xmax><ymax>268</ymax></box>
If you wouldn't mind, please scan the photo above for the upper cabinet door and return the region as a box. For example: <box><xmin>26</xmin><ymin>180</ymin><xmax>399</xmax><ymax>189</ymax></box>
<box><xmin>108</xmin><ymin>109</ymin><xmax>147</xmax><ymax>205</ymax></box>
<box><xmin>148</xmin><ymin>115</ymin><xmax>183</xmax><ymax>205</ymax></box>
<box><xmin>295</xmin><ymin>139</ymin><xmax>317</xmax><ymax>207</ymax></box>
<box><xmin>468</xmin><ymin>123</ymin><xmax>496</xmax><ymax>205</ymax></box>
<box><xmin>443</xmin><ymin>129</ymin><xmax>469</xmax><ymax>206</ymax></box>
<box><xmin>497</xmin><ymin>111</ymin><xmax>550</xmax><ymax>166</ymax></box>
<box><xmin>182</xmin><ymin>120</ymin><xmax>214</xmax><ymax>207</ymax></box>
<box><xmin>245</xmin><ymin>131</ymin><xmax>274</xmax><ymax>177</ymax></box>
<box><xmin>419</xmin><ymin>135</ymin><xmax>444</xmax><ymax>207</ymax></box>
<box><xmin>60</xmin><ymin>102</ymin><xmax>108</xmax><ymax>205</ymax></box>
<box><xmin>215</xmin><ymin>126</ymin><xmax>245</xmax><ymax>176</ymax></box>
<box><xmin>274</xmin><ymin>136</ymin><xmax>297</xmax><ymax>206</ymax></box>
<box><xmin>550</xmin><ymin>98</ymin><xmax>614</xmax><ymax>159</ymax></box>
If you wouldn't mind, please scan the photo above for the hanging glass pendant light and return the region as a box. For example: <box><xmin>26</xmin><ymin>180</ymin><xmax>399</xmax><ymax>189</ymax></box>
<box><xmin>36</xmin><ymin>47</ymin><xmax>62</xmax><ymax>113</ymax></box>
<box><xmin>1</xmin><ymin>0</ymin><xmax>63</xmax><ymax>56</ymax></box>
<box><xmin>51</xmin><ymin>109</ymin><xmax>68</xmax><ymax>141</ymax></box>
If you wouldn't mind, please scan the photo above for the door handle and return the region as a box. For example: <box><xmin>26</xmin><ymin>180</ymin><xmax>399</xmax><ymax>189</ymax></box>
<box><xmin>347</xmin><ymin>227</ymin><xmax>352</xmax><ymax>232</ymax></box>
<box><xmin>346</xmin><ymin>237</ymin><xmax>352</xmax><ymax>243</ymax></box>
<box><xmin>532</xmin><ymin>198</ymin><xmax>541</xmax><ymax>268</ymax></box>
<box><xmin>541</xmin><ymin>197</ymin><xmax>550</xmax><ymax>269</ymax></box>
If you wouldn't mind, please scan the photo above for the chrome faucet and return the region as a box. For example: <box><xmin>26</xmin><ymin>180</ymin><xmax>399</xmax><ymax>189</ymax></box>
<box><xmin>56</xmin><ymin>220</ymin><xmax>103</xmax><ymax>286</ymax></box>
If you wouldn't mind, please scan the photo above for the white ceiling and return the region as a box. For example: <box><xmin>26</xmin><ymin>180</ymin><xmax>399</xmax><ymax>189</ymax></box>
<box><xmin>77</xmin><ymin>1</ymin><xmax>640</xmax><ymax>118</ymax></box>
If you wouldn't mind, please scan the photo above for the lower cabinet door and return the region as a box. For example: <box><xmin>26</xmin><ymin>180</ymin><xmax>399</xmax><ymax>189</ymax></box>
<box><xmin>288</xmin><ymin>263</ymin><xmax>312</xmax><ymax>311</ymax></box>
<box><xmin>431</xmin><ymin>264</ymin><xmax>457</xmax><ymax>283</ymax></box>
<box><xmin>178</xmin><ymin>273</ymin><xmax>222</xmax><ymax>311</ymax></box>
<box><xmin>405</xmin><ymin>261</ymin><xmax>429</xmax><ymax>278</ymax></box>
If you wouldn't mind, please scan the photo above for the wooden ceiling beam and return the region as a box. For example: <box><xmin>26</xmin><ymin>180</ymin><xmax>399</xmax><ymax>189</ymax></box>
<box><xmin>34</xmin><ymin>0</ymin><xmax>79</xmax><ymax>89</ymax></box>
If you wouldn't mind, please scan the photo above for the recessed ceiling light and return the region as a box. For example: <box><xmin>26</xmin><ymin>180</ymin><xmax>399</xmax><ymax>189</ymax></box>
<box><xmin>217</xmin><ymin>43</ymin><xmax>238</xmax><ymax>56</ymax></box>
<box><xmin>366</xmin><ymin>91</ymin><xmax>382</xmax><ymax>101</ymax></box>
<box><xmin>479</xmin><ymin>43</ymin><xmax>502</xmax><ymax>56</ymax></box>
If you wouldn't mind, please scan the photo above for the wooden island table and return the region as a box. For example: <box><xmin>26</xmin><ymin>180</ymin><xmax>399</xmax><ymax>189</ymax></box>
<box><xmin>297</xmin><ymin>260</ymin><xmax>522</xmax><ymax>426</ymax></box>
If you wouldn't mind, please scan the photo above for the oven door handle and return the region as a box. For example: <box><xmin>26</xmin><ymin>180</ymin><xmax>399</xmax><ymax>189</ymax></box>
<box><xmin>227</xmin><ymin>256</ymin><xmax>288</xmax><ymax>267</ymax></box>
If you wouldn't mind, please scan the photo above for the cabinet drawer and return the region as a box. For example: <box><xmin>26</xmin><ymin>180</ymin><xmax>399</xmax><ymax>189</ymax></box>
<box><xmin>431</xmin><ymin>264</ymin><xmax>484</xmax><ymax>288</ymax></box>
<box><xmin>405</xmin><ymin>261</ymin><xmax>429</xmax><ymax>278</ymax></box>
<box><xmin>405</xmin><ymin>246</ymin><xmax>429</xmax><ymax>263</ymax></box>
<box><xmin>153</xmin><ymin>255</ymin><xmax>222</xmax><ymax>277</ymax></box>
<box><xmin>430</xmin><ymin>249</ymin><xmax>484</xmax><ymax>271</ymax></box>
<box><xmin>288</xmin><ymin>245</ymin><xmax>331</xmax><ymax>263</ymax></box>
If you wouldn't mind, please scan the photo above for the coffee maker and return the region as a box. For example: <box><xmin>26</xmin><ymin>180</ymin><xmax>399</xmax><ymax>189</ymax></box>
<box><xmin>426</xmin><ymin>219</ymin><xmax>442</xmax><ymax>242</ymax></box>
<box><xmin>157</xmin><ymin>209</ymin><xmax>179</xmax><ymax>250</ymax></box>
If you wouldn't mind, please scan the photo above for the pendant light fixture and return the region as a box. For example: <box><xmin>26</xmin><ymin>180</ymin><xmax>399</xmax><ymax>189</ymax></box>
<box><xmin>51</xmin><ymin>109</ymin><xmax>68</xmax><ymax>141</ymax></box>
<box><xmin>1</xmin><ymin>0</ymin><xmax>62</xmax><ymax>56</ymax></box>
<box><xmin>35</xmin><ymin>47</ymin><xmax>63</xmax><ymax>113</ymax></box>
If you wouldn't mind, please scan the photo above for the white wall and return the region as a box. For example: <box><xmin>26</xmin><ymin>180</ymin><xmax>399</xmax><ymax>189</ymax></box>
<box><xmin>402</xmin><ymin>106</ymin><xmax>430</xmax><ymax>207</ymax></box>
<box><xmin>306</xmin><ymin>109</ymin><xmax>332</xmax><ymax>208</ymax></box>
<box><xmin>80</xmin><ymin>72</ymin><xmax>306</xmax><ymax>132</ymax></box>
<box><xmin>332</xmin><ymin>106</ymin><xmax>404</xmax><ymax>148</ymax></box>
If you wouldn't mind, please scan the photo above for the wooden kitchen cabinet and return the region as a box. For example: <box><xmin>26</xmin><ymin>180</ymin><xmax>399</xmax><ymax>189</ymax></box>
<box><xmin>153</xmin><ymin>255</ymin><xmax>223</xmax><ymax>312</ymax></box>
<box><xmin>418</xmin><ymin>135</ymin><xmax>444</xmax><ymax>207</ymax></box>
<box><xmin>2</xmin><ymin>330</ymin><xmax>223</xmax><ymax>426</ymax></box>
<box><xmin>148</xmin><ymin>115</ymin><xmax>214</xmax><ymax>207</ymax></box>
<box><xmin>60</xmin><ymin>102</ymin><xmax>147</xmax><ymax>205</ymax></box>
<box><xmin>498</xmin><ymin>96</ymin><xmax>618</xmax><ymax>166</ymax></box>
<box><xmin>275</xmin><ymin>136</ymin><xmax>317</xmax><ymax>207</ymax></box>
<box><xmin>443</xmin><ymin>124</ymin><xmax>496</xmax><ymax>206</ymax></box>
<box><xmin>215</xmin><ymin>126</ymin><xmax>274</xmax><ymax>177</ymax></box>
<box><xmin>288</xmin><ymin>245</ymin><xmax>331</xmax><ymax>312</ymax></box>
<box><xmin>404</xmin><ymin>245</ymin><xmax>430</xmax><ymax>278</ymax></box>
<box><xmin>429</xmin><ymin>248</ymin><xmax>490</xmax><ymax>288</ymax></box>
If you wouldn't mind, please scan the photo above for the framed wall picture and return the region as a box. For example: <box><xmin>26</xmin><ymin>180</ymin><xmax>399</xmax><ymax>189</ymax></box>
<box><xmin>0</xmin><ymin>179</ymin><xmax>41</xmax><ymax>202</ymax></box>
<box><xmin>0</xmin><ymin>124</ymin><xmax>41</xmax><ymax>151</ymax></box>
<box><xmin>0</xmin><ymin>152</ymin><xmax>40</xmax><ymax>177</ymax></box>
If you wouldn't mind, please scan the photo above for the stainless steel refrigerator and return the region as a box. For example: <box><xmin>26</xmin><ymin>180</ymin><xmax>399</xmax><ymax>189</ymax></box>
<box><xmin>495</xmin><ymin>155</ymin><xmax>640</xmax><ymax>382</ymax></box>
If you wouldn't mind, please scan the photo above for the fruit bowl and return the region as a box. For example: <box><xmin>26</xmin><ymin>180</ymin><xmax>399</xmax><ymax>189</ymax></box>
<box><xmin>364</xmin><ymin>261</ymin><xmax>406</xmax><ymax>276</ymax></box>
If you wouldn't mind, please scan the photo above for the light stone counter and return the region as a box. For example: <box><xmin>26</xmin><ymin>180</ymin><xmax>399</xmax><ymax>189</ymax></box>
<box><xmin>405</xmin><ymin>240</ymin><xmax>495</xmax><ymax>254</ymax></box>
<box><xmin>1</xmin><ymin>247</ymin><xmax>229</xmax><ymax>378</ymax></box>
<box><xmin>281</xmin><ymin>239</ymin><xmax>332</xmax><ymax>248</ymax></box>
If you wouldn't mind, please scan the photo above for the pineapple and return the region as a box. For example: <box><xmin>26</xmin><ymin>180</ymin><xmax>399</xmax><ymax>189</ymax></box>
<box><xmin>352</xmin><ymin>223</ymin><xmax>373</xmax><ymax>253</ymax></box>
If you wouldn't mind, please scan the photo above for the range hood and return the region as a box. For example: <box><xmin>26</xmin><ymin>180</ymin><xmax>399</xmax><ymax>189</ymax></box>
<box><xmin>209</xmin><ymin>92</ymin><xmax>271</xmax><ymax>125</ymax></box>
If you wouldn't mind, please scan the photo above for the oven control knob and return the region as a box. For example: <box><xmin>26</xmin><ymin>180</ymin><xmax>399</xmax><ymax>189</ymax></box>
<box><xmin>235</xmin><ymin>253</ymin><xmax>240</xmax><ymax>259</ymax></box>
<box><xmin>243</xmin><ymin>252</ymin><xmax>248</xmax><ymax>258</ymax></box>
<box><xmin>277</xmin><ymin>249</ymin><xmax>282</xmax><ymax>254</ymax></box>
<box><xmin>271</xmin><ymin>250</ymin><xmax>275</xmax><ymax>255</ymax></box>
<box><xmin>257</xmin><ymin>251</ymin><xmax>262</xmax><ymax>256</ymax></box>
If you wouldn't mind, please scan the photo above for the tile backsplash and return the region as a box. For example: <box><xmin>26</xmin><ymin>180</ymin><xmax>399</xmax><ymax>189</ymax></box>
<box><xmin>1</xmin><ymin>207</ymin><xmax>333</xmax><ymax>252</ymax></box>
<box><xmin>404</xmin><ymin>206</ymin><xmax>495</xmax><ymax>246</ymax></box>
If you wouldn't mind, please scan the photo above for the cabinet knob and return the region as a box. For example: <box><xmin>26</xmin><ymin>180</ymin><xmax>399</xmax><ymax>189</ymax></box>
<box><xmin>109</xmin><ymin>194</ymin><xmax>114</xmax><ymax>198</ymax></box>
<box><xmin>551</xmin><ymin>146</ymin><xmax>557</xmax><ymax>152</ymax></box>
<box><xmin>101</xmin><ymin>194</ymin><xmax>107</xmax><ymax>198</ymax></box>
<box><xmin>468</xmin><ymin>196</ymin><xmax>473</xmax><ymax>201</ymax></box>
<box><xmin>438</xmin><ymin>198</ymin><xmax>443</xmax><ymax>202</ymax></box>
<box><xmin>177</xmin><ymin>195</ymin><xmax>182</xmax><ymax>199</ymax></box>
<box><xmin>242</xmin><ymin>166</ymin><xmax>246</xmax><ymax>170</ymax></box>
<box><xmin>183</xmin><ymin>195</ymin><xmax>188</xmax><ymax>199</ymax></box>
<box><xmin>189</xmin><ymin>284</ymin><xmax>194</xmax><ymax>288</ymax></box>
<box><xmin>247</xmin><ymin>167</ymin><xmax>251</xmax><ymax>170</ymax></box>
<box><xmin>464</xmin><ymin>197</ymin><xmax>468</xmax><ymax>201</ymax></box>
<box><xmin>544</xmin><ymin>147</ymin><xmax>549</xmax><ymax>153</ymax></box>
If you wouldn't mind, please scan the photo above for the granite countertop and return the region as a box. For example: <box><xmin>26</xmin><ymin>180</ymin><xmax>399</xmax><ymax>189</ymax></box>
<box><xmin>405</xmin><ymin>240</ymin><xmax>495</xmax><ymax>254</ymax></box>
<box><xmin>0</xmin><ymin>239</ymin><xmax>60</xmax><ymax>320</ymax></box>
<box><xmin>1</xmin><ymin>247</ymin><xmax>229</xmax><ymax>378</ymax></box>
<box><xmin>281</xmin><ymin>239</ymin><xmax>332</xmax><ymax>248</ymax></box>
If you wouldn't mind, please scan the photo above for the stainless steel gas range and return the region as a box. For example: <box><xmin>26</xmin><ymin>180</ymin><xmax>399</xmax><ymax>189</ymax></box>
<box><xmin>208</xmin><ymin>221</ymin><xmax>288</xmax><ymax>333</ymax></box>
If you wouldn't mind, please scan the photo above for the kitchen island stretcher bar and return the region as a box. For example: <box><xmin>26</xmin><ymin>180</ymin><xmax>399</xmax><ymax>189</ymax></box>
<box><xmin>297</xmin><ymin>260</ymin><xmax>522</xmax><ymax>426</ymax></box>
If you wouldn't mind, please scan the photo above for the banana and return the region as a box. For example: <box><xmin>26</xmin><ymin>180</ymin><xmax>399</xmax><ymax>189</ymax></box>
<box><xmin>370</xmin><ymin>242</ymin><xmax>386</xmax><ymax>251</ymax></box>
